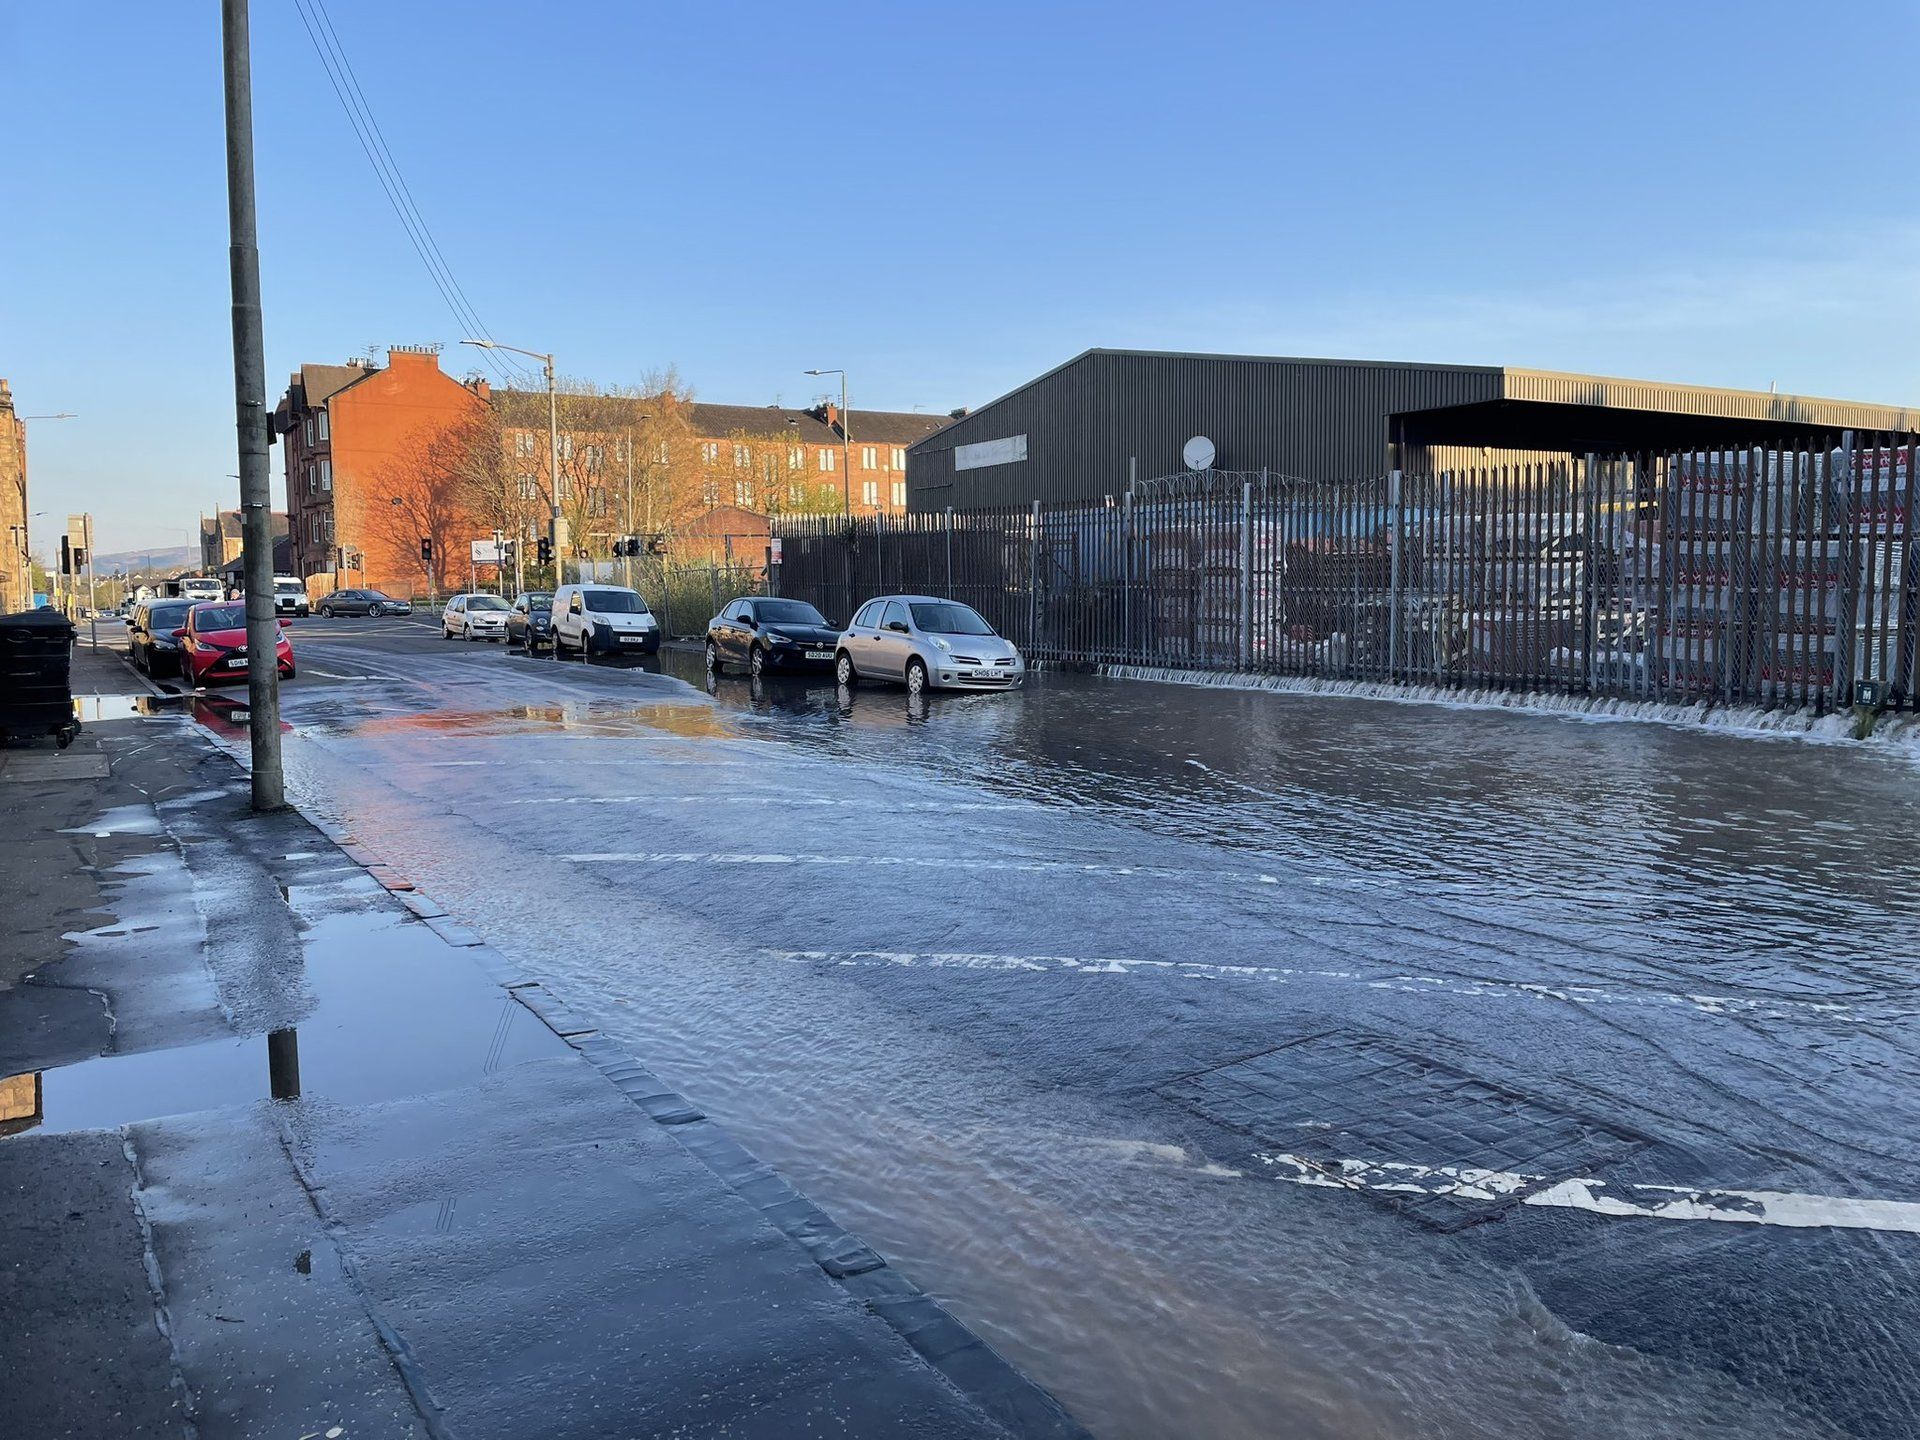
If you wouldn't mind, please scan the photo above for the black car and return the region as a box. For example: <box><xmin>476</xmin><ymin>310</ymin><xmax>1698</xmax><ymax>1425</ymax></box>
<box><xmin>316</xmin><ymin>588</ymin><xmax>413</xmax><ymax>618</ymax></box>
<box><xmin>508</xmin><ymin>592</ymin><xmax>554</xmax><ymax>651</ymax></box>
<box><xmin>706</xmin><ymin>597</ymin><xmax>840</xmax><ymax>677</ymax></box>
<box><xmin>127</xmin><ymin>598</ymin><xmax>196</xmax><ymax>677</ymax></box>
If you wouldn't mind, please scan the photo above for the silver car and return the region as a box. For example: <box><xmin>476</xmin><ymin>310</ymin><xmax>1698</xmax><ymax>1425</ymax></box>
<box><xmin>834</xmin><ymin>595</ymin><xmax>1025</xmax><ymax>695</ymax></box>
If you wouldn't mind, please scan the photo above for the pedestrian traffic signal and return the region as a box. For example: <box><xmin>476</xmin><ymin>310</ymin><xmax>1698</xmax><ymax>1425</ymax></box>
<box><xmin>419</xmin><ymin>537</ymin><xmax>433</xmax><ymax>562</ymax></box>
<box><xmin>59</xmin><ymin>537</ymin><xmax>72</xmax><ymax>575</ymax></box>
<box><xmin>537</xmin><ymin>536</ymin><xmax>553</xmax><ymax>566</ymax></box>
<box><xmin>646</xmin><ymin>535</ymin><xmax>667</xmax><ymax>556</ymax></box>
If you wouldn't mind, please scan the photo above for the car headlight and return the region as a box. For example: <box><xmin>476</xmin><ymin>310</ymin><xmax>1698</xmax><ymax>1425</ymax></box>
<box><xmin>932</xmin><ymin>636</ymin><xmax>951</xmax><ymax>652</ymax></box>
<box><xmin>764</xmin><ymin>630</ymin><xmax>790</xmax><ymax>644</ymax></box>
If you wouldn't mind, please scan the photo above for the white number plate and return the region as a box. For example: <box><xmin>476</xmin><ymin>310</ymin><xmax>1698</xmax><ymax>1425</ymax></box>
<box><xmin>620</xmin><ymin>635</ymin><xmax>646</xmax><ymax>645</ymax></box>
<box><xmin>229</xmin><ymin>657</ymin><xmax>249</xmax><ymax>668</ymax></box>
<box><xmin>805</xmin><ymin>650</ymin><xmax>833</xmax><ymax>660</ymax></box>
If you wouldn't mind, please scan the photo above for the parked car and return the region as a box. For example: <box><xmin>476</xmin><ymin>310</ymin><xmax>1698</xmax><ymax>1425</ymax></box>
<box><xmin>551</xmin><ymin>583</ymin><xmax>659</xmax><ymax>656</ymax></box>
<box><xmin>272</xmin><ymin>576</ymin><xmax>311</xmax><ymax>617</ymax></box>
<box><xmin>442</xmin><ymin>592</ymin><xmax>512</xmax><ymax>642</ymax></box>
<box><xmin>706</xmin><ymin>597</ymin><xmax>840</xmax><ymax>676</ymax></box>
<box><xmin>834</xmin><ymin>595</ymin><xmax>1025</xmax><ymax>694</ymax></box>
<box><xmin>179</xmin><ymin>601</ymin><xmax>295</xmax><ymax>686</ymax></box>
<box><xmin>508</xmin><ymin>592</ymin><xmax>554</xmax><ymax>651</ymax></box>
<box><xmin>127</xmin><ymin>598</ymin><xmax>195</xmax><ymax>677</ymax></box>
<box><xmin>317</xmin><ymin>588</ymin><xmax>412</xmax><ymax>618</ymax></box>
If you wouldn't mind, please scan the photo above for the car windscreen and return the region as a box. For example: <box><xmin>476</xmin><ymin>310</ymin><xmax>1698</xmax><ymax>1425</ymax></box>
<box><xmin>522</xmin><ymin>595</ymin><xmax>553</xmax><ymax>612</ymax></box>
<box><xmin>196</xmin><ymin>605</ymin><xmax>246</xmax><ymax>630</ymax></box>
<box><xmin>583</xmin><ymin>589</ymin><xmax>647</xmax><ymax>614</ymax></box>
<box><xmin>757</xmin><ymin>600</ymin><xmax>827</xmax><ymax>626</ymax></box>
<box><xmin>366</xmin><ymin>591</ymin><xmax>399</xmax><ymax>602</ymax></box>
<box><xmin>274</xmin><ymin>580</ymin><xmax>304</xmax><ymax>592</ymax></box>
<box><xmin>150</xmin><ymin>604</ymin><xmax>192</xmax><ymax>627</ymax></box>
<box><xmin>908</xmin><ymin>602</ymin><xmax>993</xmax><ymax>636</ymax></box>
<box><xmin>467</xmin><ymin>595</ymin><xmax>511</xmax><ymax>612</ymax></box>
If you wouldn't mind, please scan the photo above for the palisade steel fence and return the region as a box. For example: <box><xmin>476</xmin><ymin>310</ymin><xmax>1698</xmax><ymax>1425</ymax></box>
<box><xmin>768</xmin><ymin>430</ymin><xmax>1918</xmax><ymax>712</ymax></box>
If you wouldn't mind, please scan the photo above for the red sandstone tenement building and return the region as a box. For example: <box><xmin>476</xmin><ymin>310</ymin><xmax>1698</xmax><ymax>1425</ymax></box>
<box><xmin>273</xmin><ymin>346</ymin><xmax>491</xmax><ymax>595</ymax></box>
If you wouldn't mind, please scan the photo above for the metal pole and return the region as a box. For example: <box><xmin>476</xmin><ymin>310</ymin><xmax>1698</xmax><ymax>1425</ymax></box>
<box><xmin>546</xmin><ymin>355</ymin><xmax>564</xmax><ymax>586</ymax></box>
<box><xmin>221</xmin><ymin>0</ymin><xmax>284</xmax><ymax>812</ymax></box>
<box><xmin>841</xmin><ymin>374</ymin><xmax>852</xmax><ymax>518</ymax></box>
<box><xmin>624</xmin><ymin>425</ymin><xmax>635</xmax><ymax>589</ymax></box>
<box><xmin>1240</xmin><ymin>480</ymin><xmax>1254</xmax><ymax>669</ymax></box>
<box><xmin>1028</xmin><ymin>499</ymin><xmax>1041</xmax><ymax>652</ymax></box>
<box><xmin>945</xmin><ymin>506</ymin><xmax>954</xmax><ymax>593</ymax></box>
<box><xmin>1387</xmin><ymin>468</ymin><xmax>1403</xmax><ymax>679</ymax></box>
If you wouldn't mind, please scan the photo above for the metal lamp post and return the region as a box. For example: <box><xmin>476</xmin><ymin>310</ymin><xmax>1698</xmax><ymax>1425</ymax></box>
<box><xmin>463</xmin><ymin>339</ymin><xmax>564</xmax><ymax>584</ymax></box>
<box><xmin>18</xmin><ymin>417</ymin><xmax>74</xmax><ymax>615</ymax></box>
<box><xmin>805</xmin><ymin>368</ymin><xmax>851</xmax><ymax>517</ymax></box>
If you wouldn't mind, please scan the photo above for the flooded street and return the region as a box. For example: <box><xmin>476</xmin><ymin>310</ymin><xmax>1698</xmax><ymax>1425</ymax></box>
<box><xmin>267</xmin><ymin>620</ymin><xmax>1920</xmax><ymax>1440</ymax></box>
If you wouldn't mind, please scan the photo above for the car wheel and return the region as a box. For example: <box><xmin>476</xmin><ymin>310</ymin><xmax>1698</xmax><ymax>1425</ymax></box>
<box><xmin>284</xmin><ymin>663</ymin><xmax>296</xmax><ymax>680</ymax></box>
<box><xmin>368</xmin><ymin>602</ymin><xmax>384</xmax><ymax>617</ymax></box>
<box><xmin>319</xmin><ymin>605</ymin><xmax>332</xmax><ymax>619</ymax></box>
<box><xmin>906</xmin><ymin>658</ymin><xmax>929</xmax><ymax>696</ymax></box>
<box><xmin>463</xmin><ymin>623</ymin><xmax>475</xmax><ymax>641</ymax></box>
<box><xmin>580</xmin><ymin>629</ymin><xmax>595</xmax><ymax>659</ymax></box>
<box><xmin>750</xmin><ymin>645</ymin><xmax>767</xmax><ymax>678</ymax></box>
<box><xmin>705</xmin><ymin>640</ymin><xmax>721</xmax><ymax>673</ymax></box>
<box><xmin>835</xmin><ymin>651</ymin><xmax>857</xmax><ymax>687</ymax></box>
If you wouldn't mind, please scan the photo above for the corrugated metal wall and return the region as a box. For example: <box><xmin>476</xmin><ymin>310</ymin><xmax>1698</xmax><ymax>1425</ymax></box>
<box><xmin>908</xmin><ymin>351</ymin><xmax>1509</xmax><ymax>510</ymax></box>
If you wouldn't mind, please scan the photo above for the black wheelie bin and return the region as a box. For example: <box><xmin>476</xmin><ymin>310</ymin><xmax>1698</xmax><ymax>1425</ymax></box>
<box><xmin>0</xmin><ymin>609</ymin><xmax>80</xmax><ymax>747</ymax></box>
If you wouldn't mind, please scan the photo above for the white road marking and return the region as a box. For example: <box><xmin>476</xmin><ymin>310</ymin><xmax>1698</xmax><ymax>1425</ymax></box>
<box><xmin>764</xmin><ymin>948</ymin><xmax>1862</xmax><ymax>1024</ymax></box>
<box><xmin>1254</xmin><ymin>1153</ymin><xmax>1920</xmax><ymax>1235</ymax></box>
<box><xmin>300</xmin><ymin>669</ymin><xmax>380</xmax><ymax>680</ymax></box>
<box><xmin>562</xmin><ymin>851</ymin><xmax>1281</xmax><ymax>883</ymax></box>
<box><xmin>516</xmin><ymin>795</ymin><xmax>1028</xmax><ymax>811</ymax></box>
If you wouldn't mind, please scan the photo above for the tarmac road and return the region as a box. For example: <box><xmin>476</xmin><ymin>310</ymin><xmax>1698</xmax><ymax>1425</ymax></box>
<box><xmin>233</xmin><ymin>612</ymin><xmax>1920</xmax><ymax>1440</ymax></box>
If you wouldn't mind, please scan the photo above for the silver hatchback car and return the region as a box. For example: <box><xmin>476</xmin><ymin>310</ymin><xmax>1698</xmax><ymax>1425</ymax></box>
<box><xmin>835</xmin><ymin>595</ymin><xmax>1026</xmax><ymax>694</ymax></box>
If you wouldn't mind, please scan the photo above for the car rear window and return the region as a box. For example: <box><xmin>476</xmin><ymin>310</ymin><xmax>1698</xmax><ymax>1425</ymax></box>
<box><xmin>197</xmin><ymin>605</ymin><xmax>246</xmax><ymax>630</ymax></box>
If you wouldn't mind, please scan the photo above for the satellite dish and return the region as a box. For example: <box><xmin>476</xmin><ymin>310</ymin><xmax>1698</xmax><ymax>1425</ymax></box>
<box><xmin>1183</xmin><ymin>435</ymin><xmax>1216</xmax><ymax>470</ymax></box>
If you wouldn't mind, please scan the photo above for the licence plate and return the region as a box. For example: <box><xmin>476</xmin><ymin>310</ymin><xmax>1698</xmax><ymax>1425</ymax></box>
<box><xmin>620</xmin><ymin>635</ymin><xmax>647</xmax><ymax>646</ymax></box>
<box><xmin>805</xmin><ymin>650</ymin><xmax>832</xmax><ymax>660</ymax></box>
<box><xmin>228</xmin><ymin>657</ymin><xmax>249</xmax><ymax>668</ymax></box>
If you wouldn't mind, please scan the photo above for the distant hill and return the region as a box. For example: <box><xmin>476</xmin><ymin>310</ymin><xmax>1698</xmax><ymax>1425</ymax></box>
<box><xmin>91</xmin><ymin>545</ymin><xmax>195</xmax><ymax>574</ymax></box>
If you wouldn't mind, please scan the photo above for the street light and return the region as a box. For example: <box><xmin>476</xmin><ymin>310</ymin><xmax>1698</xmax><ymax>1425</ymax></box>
<box><xmin>463</xmin><ymin>338</ymin><xmax>565</xmax><ymax>583</ymax></box>
<box><xmin>804</xmin><ymin>369</ymin><xmax>851</xmax><ymax>517</ymax></box>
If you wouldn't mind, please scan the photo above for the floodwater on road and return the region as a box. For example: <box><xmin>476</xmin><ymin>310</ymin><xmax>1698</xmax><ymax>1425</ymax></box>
<box><xmin>272</xmin><ymin>634</ymin><xmax>1920</xmax><ymax>1440</ymax></box>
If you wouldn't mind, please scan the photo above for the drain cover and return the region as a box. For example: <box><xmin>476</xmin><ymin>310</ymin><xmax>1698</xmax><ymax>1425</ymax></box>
<box><xmin>1159</xmin><ymin>1031</ymin><xmax>1649</xmax><ymax>1231</ymax></box>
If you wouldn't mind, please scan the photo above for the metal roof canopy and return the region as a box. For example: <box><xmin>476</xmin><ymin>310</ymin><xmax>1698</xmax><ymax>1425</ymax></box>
<box><xmin>1398</xmin><ymin>366</ymin><xmax>1918</xmax><ymax>458</ymax></box>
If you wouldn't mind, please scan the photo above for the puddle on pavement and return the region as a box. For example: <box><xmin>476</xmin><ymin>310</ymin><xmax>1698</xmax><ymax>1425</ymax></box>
<box><xmin>71</xmin><ymin>694</ymin><xmax>193</xmax><ymax>722</ymax></box>
<box><xmin>3</xmin><ymin>908</ymin><xmax>571</xmax><ymax>1136</ymax></box>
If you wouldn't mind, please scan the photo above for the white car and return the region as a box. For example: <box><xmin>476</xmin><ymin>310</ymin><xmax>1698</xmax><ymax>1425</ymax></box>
<box><xmin>551</xmin><ymin>583</ymin><xmax>659</xmax><ymax>657</ymax></box>
<box><xmin>443</xmin><ymin>592</ymin><xmax>512</xmax><ymax>642</ymax></box>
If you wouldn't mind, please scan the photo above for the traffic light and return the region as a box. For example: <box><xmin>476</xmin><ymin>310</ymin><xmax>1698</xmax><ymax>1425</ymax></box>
<box><xmin>420</xmin><ymin>537</ymin><xmax>433</xmax><ymax>562</ymax></box>
<box><xmin>71</xmin><ymin>547</ymin><xmax>86</xmax><ymax>570</ymax></box>
<box><xmin>537</xmin><ymin>536</ymin><xmax>553</xmax><ymax>566</ymax></box>
<box><xmin>59</xmin><ymin>537</ymin><xmax>72</xmax><ymax>575</ymax></box>
<box><xmin>645</xmin><ymin>535</ymin><xmax>667</xmax><ymax>556</ymax></box>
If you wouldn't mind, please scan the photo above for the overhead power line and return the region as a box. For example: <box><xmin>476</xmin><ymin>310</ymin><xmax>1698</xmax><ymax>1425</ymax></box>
<box><xmin>289</xmin><ymin>0</ymin><xmax>534</xmax><ymax>387</ymax></box>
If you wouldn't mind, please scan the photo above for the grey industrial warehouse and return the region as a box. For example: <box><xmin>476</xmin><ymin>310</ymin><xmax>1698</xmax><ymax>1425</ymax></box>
<box><xmin>903</xmin><ymin>349</ymin><xmax>1918</xmax><ymax>508</ymax></box>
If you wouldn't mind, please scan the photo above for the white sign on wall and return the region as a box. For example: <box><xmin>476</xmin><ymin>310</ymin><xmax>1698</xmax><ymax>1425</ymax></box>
<box><xmin>470</xmin><ymin>540</ymin><xmax>501</xmax><ymax>564</ymax></box>
<box><xmin>953</xmin><ymin>434</ymin><xmax>1028</xmax><ymax>472</ymax></box>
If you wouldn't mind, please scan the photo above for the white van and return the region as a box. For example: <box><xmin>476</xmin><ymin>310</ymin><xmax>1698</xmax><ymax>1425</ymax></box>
<box><xmin>177</xmin><ymin>576</ymin><xmax>223</xmax><ymax>603</ymax></box>
<box><xmin>272</xmin><ymin>576</ymin><xmax>310</xmax><ymax>617</ymax></box>
<box><xmin>550</xmin><ymin>583</ymin><xmax>659</xmax><ymax>657</ymax></box>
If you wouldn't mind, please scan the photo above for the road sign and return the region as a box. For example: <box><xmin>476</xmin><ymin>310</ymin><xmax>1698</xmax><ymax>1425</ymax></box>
<box><xmin>470</xmin><ymin>540</ymin><xmax>501</xmax><ymax>564</ymax></box>
<box><xmin>769</xmin><ymin>537</ymin><xmax>783</xmax><ymax>565</ymax></box>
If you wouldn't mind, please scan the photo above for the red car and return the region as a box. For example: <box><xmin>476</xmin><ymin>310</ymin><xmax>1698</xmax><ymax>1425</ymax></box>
<box><xmin>177</xmin><ymin>602</ymin><xmax>296</xmax><ymax>686</ymax></box>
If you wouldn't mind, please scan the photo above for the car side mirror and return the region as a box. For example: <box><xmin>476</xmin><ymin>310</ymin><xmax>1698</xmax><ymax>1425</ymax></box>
<box><xmin>170</xmin><ymin>628</ymin><xmax>188</xmax><ymax>639</ymax></box>
<box><xmin>886</xmin><ymin>620</ymin><xmax>909</xmax><ymax>633</ymax></box>
<box><xmin>278</xmin><ymin>618</ymin><xmax>291</xmax><ymax>629</ymax></box>
<box><xmin>745</xmin><ymin>617</ymin><xmax>758</xmax><ymax>629</ymax></box>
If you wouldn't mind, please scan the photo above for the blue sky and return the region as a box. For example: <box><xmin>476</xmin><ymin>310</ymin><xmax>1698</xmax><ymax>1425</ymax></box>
<box><xmin>3</xmin><ymin>0</ymin><xmax>1915</xmax><ymax>554</ymax></box>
